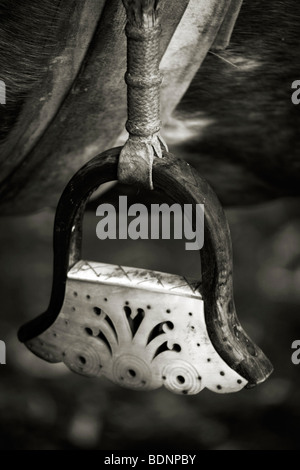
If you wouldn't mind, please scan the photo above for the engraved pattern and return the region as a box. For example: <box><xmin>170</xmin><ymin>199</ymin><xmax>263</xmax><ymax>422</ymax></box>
<box><xmin>68</xmin><ymin>261</ymin><xmax>203</xmax><ymax>297</ymax></box>
<box><xmin>26</xmin><ymin>261</ymin><xmax>247</xmax><ymax>395</ymax></box>
<box><xmin>162</xmin><ymin>361</ymin><xmax>203</xmax><ymax>395</ymax></box>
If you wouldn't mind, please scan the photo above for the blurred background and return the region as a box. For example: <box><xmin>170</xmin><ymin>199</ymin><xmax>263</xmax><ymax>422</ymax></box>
<box><xmin>0</xmin><ymin>195</ymin><xmax>300</xmax><ymax>450</ymax></box>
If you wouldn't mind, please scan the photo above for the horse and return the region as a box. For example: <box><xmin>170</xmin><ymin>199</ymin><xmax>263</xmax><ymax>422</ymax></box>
<box><xmin>0</xmin><ymin>0</ymin><xmax>299</xmax><ymax>215</ymax></box>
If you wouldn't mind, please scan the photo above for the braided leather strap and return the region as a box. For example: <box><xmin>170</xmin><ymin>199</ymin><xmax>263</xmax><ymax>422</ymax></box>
<box><xmin>118</xmin><ymin>0</ymin><xmax>167</xmax><ymax>189</ymax></box>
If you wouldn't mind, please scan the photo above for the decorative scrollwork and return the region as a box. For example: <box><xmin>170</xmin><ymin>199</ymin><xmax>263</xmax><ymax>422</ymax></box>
<box><xmin>63</xmin><ymin>342</ymin><xmax>105</xmax><ymax>377</ymax></box>
<box><xmin>112</xmin><ymin>354</ymin><xmax>152</xmax><ymax>390</ymax></box>
<box><xmin>25</xmin><ymin>261</ymin><xmax>248</xmax><ymax>394</ymax></box>
<box><xmin>161</xmin><ymin>360</ymin><xmax>203</xmax><ymax>395</ymax></box>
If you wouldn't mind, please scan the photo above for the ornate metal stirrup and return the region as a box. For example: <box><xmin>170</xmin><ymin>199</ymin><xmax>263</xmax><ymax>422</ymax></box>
<box><xmin>18</xmin><ymin>0</ymin><xmax>273</xmax><ymax>394</ymax></box>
